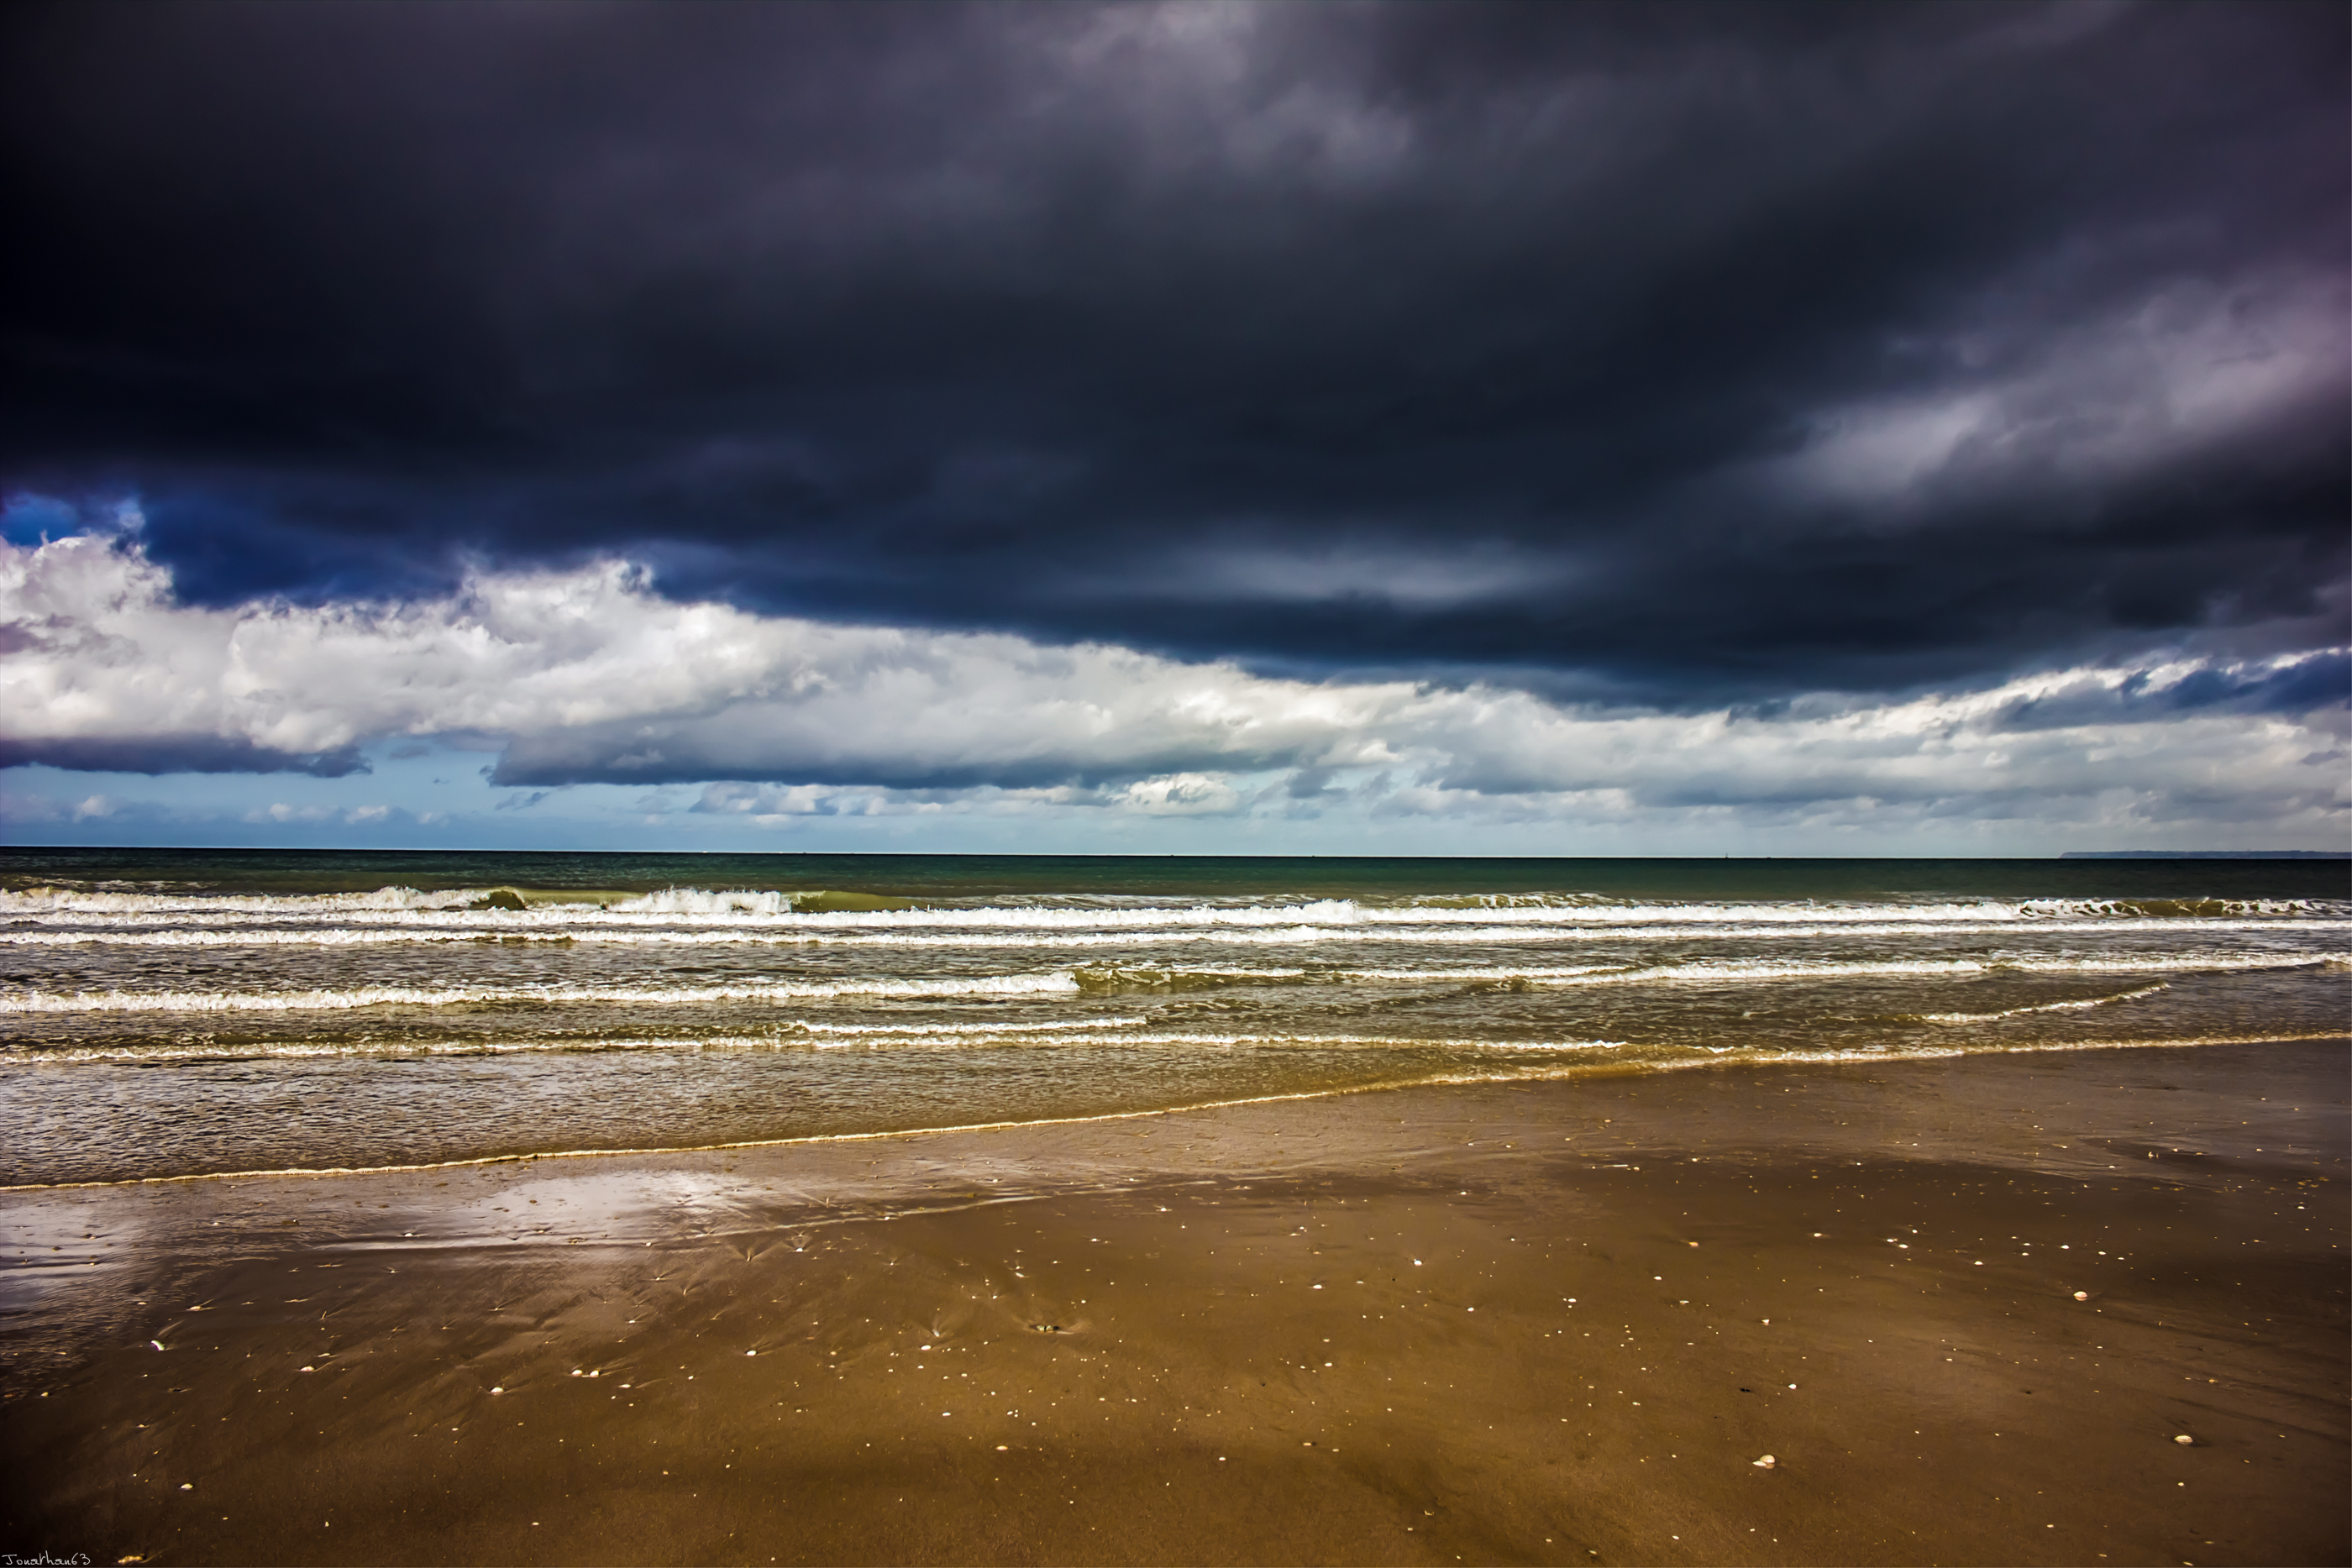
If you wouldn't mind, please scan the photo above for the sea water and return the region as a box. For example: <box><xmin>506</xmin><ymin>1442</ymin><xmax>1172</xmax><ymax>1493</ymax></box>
<box><xmin>2</xmin><ymin>851</ymin><xmax>2344</xmax><ymax>1187</ymax></box>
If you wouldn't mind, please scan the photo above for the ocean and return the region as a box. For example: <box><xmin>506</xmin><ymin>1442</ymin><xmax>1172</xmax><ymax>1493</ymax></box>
<box><xmin>3</xmin><ymin>851</ymin><xmax>2344</xmax><ymax>1188</ymax></box>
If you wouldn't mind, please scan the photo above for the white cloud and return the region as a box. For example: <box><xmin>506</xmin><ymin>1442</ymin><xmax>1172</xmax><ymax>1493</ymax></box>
<box><xmin>255</xmin><ymin>802</ymin><xmax>339</xmax><ymax>824</ymax></box>
<box><xmin>0</xmin><ymin>532</ymin><xmax>1409</xmax><ymax>784</ymax></box>
<box><xmin>1119</xmin><ymin>772</ymin><xmax>1244</xmax><ymax>815</ymax></box>
<box><xmin>0</xmin><ymin>533</ymin><xmax>2342</xmax><ymax>843</ymax></box>
<box><xmin>696</xmin><ymin>782</ymin><xmax>839</xmax><ymax>818</ymax></box>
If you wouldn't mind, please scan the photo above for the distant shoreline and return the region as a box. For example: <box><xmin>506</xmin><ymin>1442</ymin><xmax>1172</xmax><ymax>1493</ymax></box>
<box><xmin>2060</xmin><ymin>850</ymin><xmax>2350</xmax><ymax>859</ymax></box>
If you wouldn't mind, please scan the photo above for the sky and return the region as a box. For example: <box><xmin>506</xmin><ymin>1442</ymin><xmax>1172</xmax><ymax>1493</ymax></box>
<box><xmin>2</xmin><ymin>0</ymin><xmax>2345</xmax><ymax>856</ymax></box>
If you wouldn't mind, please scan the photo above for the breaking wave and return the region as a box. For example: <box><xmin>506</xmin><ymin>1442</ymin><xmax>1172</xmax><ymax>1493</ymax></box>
<box><xmin>7</xmin><ymin>915</ymin><xmax>2345</xmax><ymax>951</ymax></box>
<box><xmin>8</xmin><ymin>860</ymin><xmax>2341</xmax><ymax>1189</ymax></box>
<box><xmin>9</xmin><ymin>950</ymin><xmax>2332</xmax><ymax>1016</ymax></box>
<box><xmin>1913</xmin><ymin>982</ymin><xmax>2172</xmax><ymax>1023</ymax></box>
<box><xmin>0</xmin><ymin>972</ymin><xmax>1084</xmax><ymax>1015</ymax></box>
<box><xmin>3</xmin><ymin>885</ymin><xmax>2336</xmax><ymax>931</ymax></box>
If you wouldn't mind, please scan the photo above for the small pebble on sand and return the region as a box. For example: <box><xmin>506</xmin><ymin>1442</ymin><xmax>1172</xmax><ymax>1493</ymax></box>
<box><xmin>1753</xmin><ymin>1455</ymin><xmax>1776</xmax><ymax>1469</ymax></box>
<box><xmin>2174</xmin><ymin>1434</ymin><xmax>2194</xmax><ymax>1445</ymax></box>
<box><xmin>2073</xmin><ymin>1291</ymin><xmax>2090</xmax><ymax>1301</ymax></box>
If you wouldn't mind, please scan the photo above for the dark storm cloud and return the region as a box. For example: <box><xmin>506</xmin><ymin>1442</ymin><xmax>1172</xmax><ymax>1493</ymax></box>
<box><xmin>2</xmin><ymin>0</ymin><xmax>2343</xmax><ymax>702</ymax></box>
<box><xmin>0</xmin><ymin>734</ymin><xmax>365</xmax><ymax>778</ymax></box>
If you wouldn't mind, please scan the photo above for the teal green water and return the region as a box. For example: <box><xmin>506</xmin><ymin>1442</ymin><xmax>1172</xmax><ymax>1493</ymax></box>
<box><xmin>5</xmin><ymin>848</ymin><xmax>2346</xmax><ymax>904</ymax></box>
<box><xmin>3</xmin><ymin>852</ymin><xmax>2344</xmax><ymax>1187</ymax></box>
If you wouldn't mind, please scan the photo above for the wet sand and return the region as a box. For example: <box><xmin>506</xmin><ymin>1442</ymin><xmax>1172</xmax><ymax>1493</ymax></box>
<box><xmin>3</xmin><ymin>1040</ymin><xmax>2345</xmax><ymax>1566</ymax></box>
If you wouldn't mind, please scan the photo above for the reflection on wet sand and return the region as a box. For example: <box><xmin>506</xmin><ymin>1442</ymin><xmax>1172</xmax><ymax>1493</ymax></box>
<box><xmin>3</xmin><ymin>1041</ymin><xmax>2345</xmax><ymax>1566</ymax></box>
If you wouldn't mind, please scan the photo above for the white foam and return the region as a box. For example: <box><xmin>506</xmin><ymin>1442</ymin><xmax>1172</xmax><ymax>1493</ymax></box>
<box><xmin>1079</xmin><ymin>952</ymin><xmax>2341</xmax><ymax>989</ymax></box>
<box><xmin>8</xmin><ymin>914</ymin><xmax>2346</xmax><ymax>950</ymax></box>
<box><xmin>0</xmin><ymin>884</ymin><xmax>490</xmax><ymax>916</ymax></box>
<box><xmin>11</xmin><ymin>946</ymin><xmax>2331</xmax><ymax>1016</ymax></box>
<box><xmin>1770</xmin><ymin>1030</ymin><xmax>2352</xmax><ymax>1067</ymax></box>
<box><xmin>785</xmin><ymin>1015</ymin><xmax>1146</xmax><ymax>1036</ymax></box>
<box><xmin>603</xmin><ymin>892</ymin><xmax>2336</xmax><ymax>927</ymax></box>
<box><xmin>1915</xmin><ymin>983</ymin><xmax>2171</xmax><ymax>1023</ymax></box>
<box><xmin>7</xmin><ymin>1027</ymin><xmax>1622</xmax><ymax>1064</ymax></box>
<box><xmin>1478</xmin><ymin>953</ymin><xmax>2338</xmax><ymax>987</ymax></box>
<box><xmin>610</xmin><ymin>888</ymin><xmax>801</xmax><ymax>916</ymax></box>
<box><xmin>807</xmin><ymin>1029</ymin><xmax>1471</xmax><ymax>1051</ymax></box>
<box><xmin>5</xmin><ymin>884</ymin><xmax>2336</xmax><ymax>934</ymax></box>
<box><xmin>0</xmin><ymin>926</ymin><xmax>597</xmax><ymax>948</ymax></box>
<box><xmin>0</xmin><ymin>971</ymin><xmax>1084</xmax><ymax>1015</ymax></box>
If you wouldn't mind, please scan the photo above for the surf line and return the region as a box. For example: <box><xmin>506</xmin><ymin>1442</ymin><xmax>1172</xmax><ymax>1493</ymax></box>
<box><xmin>6</xmin><ymin>1030</ymin><xmax>2345</xmax><ymax>1194</ymax></box>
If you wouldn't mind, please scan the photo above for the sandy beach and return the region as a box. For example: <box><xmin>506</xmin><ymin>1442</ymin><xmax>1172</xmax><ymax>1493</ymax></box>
<box><xmin>4</xmin><ymin>1040</ymin><xmax>2344</xmax><ymax>1566</ymax></box>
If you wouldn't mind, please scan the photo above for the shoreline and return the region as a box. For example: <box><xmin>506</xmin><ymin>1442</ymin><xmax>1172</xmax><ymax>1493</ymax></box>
<box><xmin>4</xmin><ymin>1040</ymin><xmax>2345</xmax><ymax>1565</ymax></box>
<box><xmin>7</xmin><ymin>1028</ymin><xmax>2345</xmax><ymax>1194</ymax></box>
